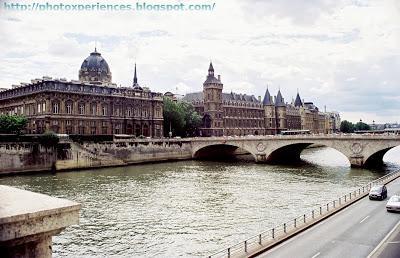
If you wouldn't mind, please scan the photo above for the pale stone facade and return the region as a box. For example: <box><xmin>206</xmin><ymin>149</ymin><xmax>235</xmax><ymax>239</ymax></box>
<box><xmin>184</xmin><ymin>63</ymin><xmax>340</xmax><ymax>136</ymax></box>
<box><xmin>0</xmin><ymin>50</ymin><xmax>164</xmax><ymax>137</ymax></box>
<box><xmin>184</xmin><ymin>63</ymin><xmax>266</xmax><ymax>136</ymax></box>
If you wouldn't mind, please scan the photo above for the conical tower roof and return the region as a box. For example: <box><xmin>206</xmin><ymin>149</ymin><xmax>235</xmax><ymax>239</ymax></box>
<box><xmin>275</xmin><ymin>90</ymin><xmax>286</xmax><ymax>107</ymax></box>
<box><xmin>294</xmin><ymin>92</ymin><xmax>303</xmax><ymax>107</ymax></box>
<box><xmin>263</xmin><ymin>88</ymin><xmax>273</xmax><ymax>105</ymax></box>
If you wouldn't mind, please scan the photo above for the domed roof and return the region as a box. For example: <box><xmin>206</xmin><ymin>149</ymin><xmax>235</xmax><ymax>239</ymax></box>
<box><xmin>79</xmin><ymin>48</ymin><xmax>112</xmax><ymax>84</ymax></box>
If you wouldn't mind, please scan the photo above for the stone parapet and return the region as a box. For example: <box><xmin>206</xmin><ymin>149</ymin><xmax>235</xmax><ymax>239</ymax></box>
<box><xmin>0</xmin><ymin>185</ymin><xmax>81</xmax><ymax>258</ymax></box>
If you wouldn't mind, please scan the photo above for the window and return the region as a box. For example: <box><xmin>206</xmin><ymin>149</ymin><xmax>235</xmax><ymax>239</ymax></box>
<box><xmin>114</xmin><ymin>123</ymin><xmax>121</xmax><ymax>134</ymax></box>
<box><xmin>66</xmin><ymin>102</ymin><xmax>72</xmax><ymax>114</ymax></box>
<box><xmin>90</xmin><ymin>127</ymin><xmax>96</xmax><ymax>135</ymax></box>
<box><xmin>37</xmin><ymin>103</ymin><xmax>41</xmax><ymax>113</ymax></box>
<box><xmin>42</xmin><ymin>102</ymin><xmax>46</xmax><ymax>113</ymax></box>
<box><xmin>52</xmin><ymin>102</ymin><xmax>60</xmax><ymax>114</ymax></box>
<box><xmin>78</xmin><ymin>126</ymin><xmax>85</xmax><ymax>135</ymax></box>
<box><xmin>79</xmin><ymin>103</ymin><xmax>85</xmax><ymax>115</ymax></box>
<box><xmin>102</xmin><ymin>106</ymin><xmax>107</xmax><ymax>116</ymax></box>
<box><xmin>114</xmin><ymin>106</ymin><xmax>120</xmax><ymax>116</ymax></box>
<box><xmin>91</xmin><ymin>104</ymin><xmax>97</xmax><ymax>116</ymax></box>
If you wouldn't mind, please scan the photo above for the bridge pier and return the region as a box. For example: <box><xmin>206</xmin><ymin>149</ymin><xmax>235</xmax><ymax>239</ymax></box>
<box><xmin>349</xmin><ymin>156</ymin><xmax>364</xmax><ymax>168</ymax></box>
<box><xmin>255</xmin><ymin>154</ymin><xmax>267</xmax><ymax>163</ymax></box>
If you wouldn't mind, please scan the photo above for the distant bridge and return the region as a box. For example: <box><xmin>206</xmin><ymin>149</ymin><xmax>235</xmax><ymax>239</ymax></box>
<box><xmin>189</xmin><ymin>135</ymin><xmax>400</xmax><ymax>167</ymax></box>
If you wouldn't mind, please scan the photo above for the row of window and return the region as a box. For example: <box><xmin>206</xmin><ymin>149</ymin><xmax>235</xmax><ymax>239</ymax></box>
<box><xmin>224</xmin><ymin>119</ymin><xmax>264</xmax><ymax>128</ymax></box>
<box><xmin>0</xmin><ymin>102</ymin><xmax>162</xmax><ymax>118</ymax></box>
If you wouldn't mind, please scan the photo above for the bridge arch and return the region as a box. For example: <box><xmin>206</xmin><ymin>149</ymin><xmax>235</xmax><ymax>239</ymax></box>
<box><xmin>364</xmin><ymin>144</ymin><xmax>400</xmax><ymax>167</ymax></box>
<box><xmin>265</xmin><ymin>142</ymin><xmax>352</xmax><ymax>165</ymax></box>
<box><xmin>192</xmin><ymin>143</ymin><xmax>257</xmax><ymax>161</ymax></box>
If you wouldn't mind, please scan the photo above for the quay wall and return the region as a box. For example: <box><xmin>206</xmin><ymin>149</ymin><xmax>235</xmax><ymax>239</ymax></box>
<box><xmin>56</xmin><ymin>140</ymin><xmax>193</xmax><ymax>171</ymax></box>
<box><xmin>0</xmin><ymin>139</ymin><xmax>194</xmax><ymax>175</ymax></box>
<box><xmin>0</xmin><ymin>142</ymin><xmax>57</xmax><ymax>175</ymax></box>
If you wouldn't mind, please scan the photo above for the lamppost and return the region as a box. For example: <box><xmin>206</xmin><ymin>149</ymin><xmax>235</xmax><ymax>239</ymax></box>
<box><xmin>169</xmin><ymin>121</ymin><xmax>172</xmax><ymax>138</ymax></box>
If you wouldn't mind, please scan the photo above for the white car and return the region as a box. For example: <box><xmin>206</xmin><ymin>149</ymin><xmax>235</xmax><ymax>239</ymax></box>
<box><xmin>386</xmin><ymin>195</ymin><xmax>400</xmax><ymax>212</ymax></box>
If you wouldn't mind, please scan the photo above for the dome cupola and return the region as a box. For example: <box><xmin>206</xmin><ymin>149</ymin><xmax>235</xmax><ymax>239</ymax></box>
<box><xmin>79</xmin><ymin>48</ymin><xmax>112</xmax><ymax>84</ymax></box>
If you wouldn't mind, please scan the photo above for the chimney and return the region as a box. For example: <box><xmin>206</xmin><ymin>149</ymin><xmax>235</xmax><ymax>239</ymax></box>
<box><xmin>258</xmin><ymin>96</ymin><xmax>261</xmax><ymax>101</ymax></box>
<box><xmin>218</xmin><ymin>75</ymin><xmax>221</xmax><ymax>81</ymax></box>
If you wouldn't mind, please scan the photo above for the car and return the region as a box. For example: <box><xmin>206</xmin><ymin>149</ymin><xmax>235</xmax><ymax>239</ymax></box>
<box><xmin>369</xmin><ymin>185</ymin><xmax>387</xmax><ymax>200</ymax></box>
<box><xmin>386</xmin><ymin>195</ymin><xmax>400</xmax><ymax>212</ymax></box>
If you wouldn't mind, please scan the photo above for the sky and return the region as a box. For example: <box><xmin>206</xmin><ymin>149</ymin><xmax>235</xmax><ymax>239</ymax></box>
<box><xmin>0</xmin><ymin>0</ymin><xmax>399</xmax><ymax>123</ymax></box>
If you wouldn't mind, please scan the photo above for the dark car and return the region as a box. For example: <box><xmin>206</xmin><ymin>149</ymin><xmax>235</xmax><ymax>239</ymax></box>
<box><xmin>369</xmin><ymin>185</ymin><xmax>387</xmax><ymax>200</ymax></box>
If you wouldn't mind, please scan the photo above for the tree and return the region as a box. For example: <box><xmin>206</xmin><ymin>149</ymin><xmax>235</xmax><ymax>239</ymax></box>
<box><xmin>0</xmin><ymin>115</ymin><xmax>28</xmax><ymax>134</ymax></box>
<box><xmin>178</xmin><ymin>101</ymin><xmax>202</xmax><ymax>137</ymax></box>
<box><xmin>354</xmin><ymin>121</ymin><xmax>371</xmax><ymax>131</ymax></box>
<box><xmin>340</xmin><ymin>120</ymin><xmax>354</xmax><ymax>133</ymax></box>
<box><xmin>163</xmin><ymin>97</ymin><xmax>202</xmax><ymax>137</ymax></box>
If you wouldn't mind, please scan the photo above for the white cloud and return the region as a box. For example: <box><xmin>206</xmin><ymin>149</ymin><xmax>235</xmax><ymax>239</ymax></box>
<box><xmin>0</xmin><ymin>0</ymin><xmax>399</xmax><ymax>123</ymax></box>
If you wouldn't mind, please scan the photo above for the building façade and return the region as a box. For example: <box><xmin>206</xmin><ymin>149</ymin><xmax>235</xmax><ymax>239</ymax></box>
<box><xmin>0</xmin><ymin>49</ymin><xmax>164</xmax><ymax>137</ymax></box>
<box><xmin>183</xmin><ymin>63</ymin><xmax>340</xmax><ymax>136</ymax></box>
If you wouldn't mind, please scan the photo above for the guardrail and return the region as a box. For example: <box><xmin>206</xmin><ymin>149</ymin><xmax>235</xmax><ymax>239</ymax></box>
<box><xmin>208</xmin><ymin>170</ymin><xmax>400</xmax><ymax>258</ymax></box>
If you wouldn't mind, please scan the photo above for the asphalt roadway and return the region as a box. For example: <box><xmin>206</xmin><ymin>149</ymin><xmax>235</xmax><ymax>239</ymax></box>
<box><xmin>258</xmin><ymin>178</ymin><xmax>400</xmax><ymax>258</ymax></box>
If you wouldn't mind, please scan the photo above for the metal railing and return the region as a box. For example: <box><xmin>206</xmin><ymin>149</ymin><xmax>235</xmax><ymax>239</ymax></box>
<box><xmin>208</xmin><ymin>170</ymin><xmax>400</xmax><ymax>258</ymax></box>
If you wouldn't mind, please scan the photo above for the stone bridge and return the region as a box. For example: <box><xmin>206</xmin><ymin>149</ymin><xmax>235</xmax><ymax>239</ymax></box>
<box><xmin>189</xmin><ymin>135</ymin><xmax>400</xmax><ymax>167</ymax></box>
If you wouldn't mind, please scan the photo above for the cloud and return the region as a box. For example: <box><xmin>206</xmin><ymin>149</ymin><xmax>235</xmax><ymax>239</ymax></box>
<box><xmin>0</xmin><ymin>0</ymin><xmax>399</xmax><ymax>123</ymax></box>
<box><xmin>240</xmin><ymin>0</ymin><xmax>346</xmax><ymax>25</ymax></box>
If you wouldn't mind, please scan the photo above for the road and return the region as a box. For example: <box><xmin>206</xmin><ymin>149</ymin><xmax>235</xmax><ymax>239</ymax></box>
<box><xmin>369</xmin><ymin>220</ymin><xmax>400</xmax><ymax>258</ymax></box>
<box><xmin>258</xmin><ymin>178</ymin><xmax>400</xmax><ymax>258</ymax></box>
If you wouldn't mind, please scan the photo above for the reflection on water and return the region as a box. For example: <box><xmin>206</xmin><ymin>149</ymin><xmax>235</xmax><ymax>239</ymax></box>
<box><xmin>1</xmin><ymin>147</ymin><xmax>400</xmax><ymax>257</ymax></box>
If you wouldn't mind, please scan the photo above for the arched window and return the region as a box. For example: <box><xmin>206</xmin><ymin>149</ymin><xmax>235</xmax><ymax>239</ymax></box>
<box><xmin>65</xmin><ymin>101</ymin><xmax>73</xmax><ymax>114</ymax></box>
<box><xmin>52</xmin><ymin>102</ymin><xmax>60</xmax><ymax>114</ymax></box>
<box><xmin>79</xmin><ymin>103</ymin><xmax>85</xmax><ymax>115</ymax></box>
<box><xmin>102</xmin><ymin>105</ymin><xmax>107</xmax><ymax>116</ymax></box>
<box><xmin>91</xmin><ymin>103</ymin><xmax>97</xmax><ymax>116</ymax></box>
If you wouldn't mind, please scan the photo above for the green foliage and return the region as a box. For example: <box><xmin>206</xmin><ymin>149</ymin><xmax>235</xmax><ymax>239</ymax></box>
<box><xmin>340</xmin><ymin>120</ymin><xmax>354</xmax><ymax>133</ymax></box>
<box><xmin>354</xmin><ymin>121</ymin><xmax>371</xmax><ymax>131</ymax></box>
<box><xmin>163</xmin><ymin>97</ymin><xmax>202</xmax><ymax>137</ymax></box>
<box><xmin>340</xmin><ymin>120</ymin><xmax>371</xmax><ymax>133</ymax></box>
<box><xmin>0</xmin><ymin>115</ymin><xmax>28</xmax><ymax>134</ymax></box>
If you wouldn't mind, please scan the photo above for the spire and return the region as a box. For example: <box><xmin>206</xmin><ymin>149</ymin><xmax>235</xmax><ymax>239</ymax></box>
<box><xmin>133</xmin><ymin>63</ymin><xmax>138</xmax><ymax>86</ymax></box>
<box><xmin>263</xmin><ymin>87</ymin><xmax>272</xmax><ymax>105</ymax></box>
<box><xmin>275</xmin><ymin>90</ymin><xmax>285</xmax><ymax>107</ymax></box>
<box><xmin>208</xmin><ymin>62</ymin><xmax>214</xmax><ymax>76</ymax></box>
<box><xmin>294</xmin><ymin>91</ymin><xmax>303</xmax><ymax>107</ymax></box>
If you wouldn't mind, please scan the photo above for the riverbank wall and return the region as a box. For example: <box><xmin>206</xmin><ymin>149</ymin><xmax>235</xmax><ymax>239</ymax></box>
<box><xmin>56</xmin><ymin>139</ymin><xmax>193</xmax><ymax>171</ymax></box>
<box><xmin>0</xmin><ymin>139</ymin><xmax>194</xmax><ymax>176</ymax></box>
<box><xmin>0</xmin><ymin>142</ymin><xmax>57</xmax><ymax>175</ymax></box>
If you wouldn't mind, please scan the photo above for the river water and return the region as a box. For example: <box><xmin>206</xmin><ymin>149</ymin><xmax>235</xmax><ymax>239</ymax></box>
<box><xmin>1</xmin><ymin>147</ymin><xmax>400</xmax><ymax>257</ymax></box>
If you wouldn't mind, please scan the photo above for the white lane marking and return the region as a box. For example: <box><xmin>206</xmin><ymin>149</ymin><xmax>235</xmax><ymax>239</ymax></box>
<box><xmin>359</xmin><ymin>215</ymin><xmax>370</xmax><ymax>224</ymax></box>
<box><xmin>387</xmin><ymin>241</ymin><xmax>400</xmax><ymax>244</ymax></box>
<box><xmin>311</xmin><ymin>252</ymin><xmax>321</xmax><ymax>258</ymax></box>
<box><xmin>367</xmin><ymin>220</ymin><xmax>400</xmax><ymax>258</ymax></box>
